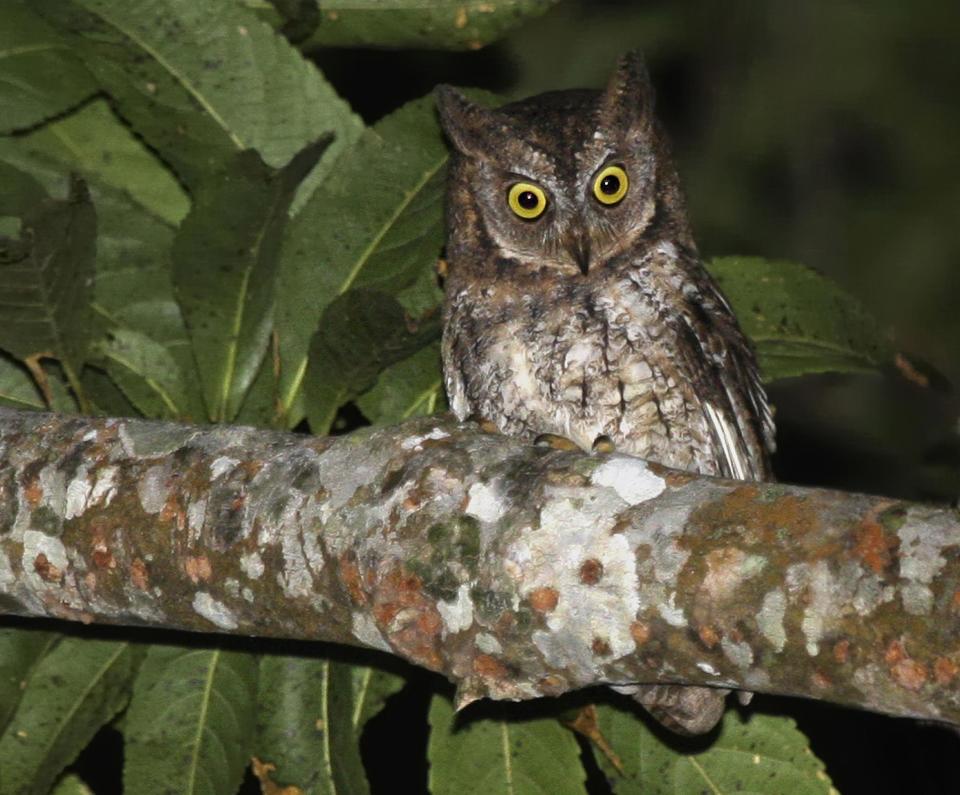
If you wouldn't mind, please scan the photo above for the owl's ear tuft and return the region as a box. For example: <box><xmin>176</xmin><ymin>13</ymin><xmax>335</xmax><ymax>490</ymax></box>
<box><xmin>599</xmin><ymin>50</ymin><xmax>656</xmax><ymax>138</ymax></box>
<box><xmin>435</xmin><ymin>85</ymin><xmax>508</xmax><ymax>161</ymax></box>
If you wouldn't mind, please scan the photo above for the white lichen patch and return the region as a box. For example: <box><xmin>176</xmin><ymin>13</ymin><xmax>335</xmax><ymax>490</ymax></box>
<box><xmin>853</xmin><ymin>573</ymin><xmax>895</xmax><ymax>615</ymax></box>
<box><xmin>352</xmin><ymin>611</ymin><xmax>393</xmax><ymax>652</ymax></box>
<box><xmin>210</xmin><ymin>456</ymin><xmax>240</xmax><ymax>479</ymax></box>
<box><xmin>39</xmin><ymin>465</ymin><xmax>66</xmax><ymax>516</ymax></box>
<box><xmin>0</xmin><ymin>549</ymin><xmax>14</xmax><ymax>592</ymax></box>
<box><xmin>591</xmin><ymin>455</ymin><xmax>665</xmax><ymax>505</ymax></box>
<box><xmin>186</xmin><ymin>496</ymin><xmax>207</xmax><ymax>545</ymax></box>
<box><xmin>721</xmin><ymin>636</ymin><xmax>755</xmax><ymax>669</ymax></box>
<box><xmin>22</xmin><ymin>530</ymin><xmax>68</xmax><ymax>582</ymax></box>
<box><xmin>898</xmin><ymin>509</ymin><xmax>953</xmax><ymax>616</ymax></box>
<box><xmin>279</xmin><ymin>530</ymin><xmax>315</xmax><ymax>598</ymax></box>
<box><xmin>192</xmin><ymin>592</ymin><xmax>237</xmax><ymax>630</ymax></box>
<box><xmin>697</xmin><ymin>661</ymin><xmax>721</xmax><ymax>676</ymax></box>
<box><xmin>437</xmin><ymin>584</ymin><xmax>474</xmax><ymax>635</ymax></box>
<box><xmin>465</xmin><ymin>481</ymin><xmax>504</xmax><ymax>524</ymax></box>
<box><xmin>240</xmin><ymin>551</ymin><xmax>264</xmax><ymax>580</ymax></box>
<box><xmin>516</xmin><ymin>487</ymin><xmax>639</xmax><ymax>680</ymax></box>
<box><xmin>475</xmin><ymin>633</ymin><xmax>502</xmax><ymax>655</ymax></box>
<box><xmin>138</xmin><ymin>463</ymin><xmax>172</xmax><ymax>515</ymax></box>
<box><xmin>64</xmin><ymin>465</ymin><xmax>92</xmax><ymax>520</ymax></box>
<box><xmin>758</xmin><ymin>588</ymin><xmax>787</xmax><ymax>652</ymax></box>
<box><xmin>787</xmin><ymin>561</ymin><xmax>840</xmax><ymax>656</ymax></box>
<box><xmin>89</xmin><ymin>466</ymin><xmax>119</xmax><ymax>508</ymax></box>
<box><xmin>400</xmin><ymin>426</ymin><xmax>450</xmax><ymax>450</ymax></box>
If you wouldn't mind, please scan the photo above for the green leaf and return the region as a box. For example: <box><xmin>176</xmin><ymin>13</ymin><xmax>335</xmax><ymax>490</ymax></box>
<box><xmin>0</xmin><ymin>351</ymin><xmax>47</xmax><ymax>410</ymax></box>
<box><xmin>275</xmin><ymin>93</ymin><xmax>456</xmax><ymax>424</ymax></box>
<box><xmin>708</xmin><ymin>256</ymin><xmax>891</xmax><ymax>382</ymax></box>
<box><xmin>51</xmin><ymin>773</ymin><xmax>95</xmax><ymax>795</ymax></box>
<box><xmin>0</xmin><ymin>2</ymin><xmax>96</xmax><ymax>134</ymax></box>
<box><xmin>173</xmin><ymin>141</ymin><xmax>328</xmax><ymax>423</ymax></box>
<box><xmin>428</xmin><ymin>695</ymin><xmax>587</xmax><ymax>795</ymax></box>
<box><xmin>0</xmin><ymin>638</ymin><xmax>135</xmax><ymax>795</ymax></box>
<box><xmin>356</xmin><ymin>342</ymin><xmax>445</xmax><ymax>426</ymax></box>
<box><xmin>264</xmin><ymin>0</ymin><xmax>560</xmax><ymax>50</ymax></box>
<box><xmin>40</xmin><ymin>0</ymin><xmax>362</xmax><ymax>192</ymax></box>
<box><xmin>0</xmin><ymin>161</ymin><xmax>49</xmax><ymax>217</ymax></box>
<box><xmin>256</xmin><ymin>656</ymin><xmax>368</xmax><ymax>795</ymax></box>
<box><xmin>305</xmin><ymin>289</ymin><xmax>440</xmax><ymax>434</ymax></box>
<box><xmin>350</xmin><ymin>666</ymin><xmax>406</xmax><ymax>733</ymax></box>
<box><xmin>0</xmin><ymin>629</ymin><xmax>58</xmax><ymax>735</ymax></box>
<box><xmin>123</xmin><ymin>645</ymin><xmax>257</xmax><ymax>795</ymax></box>
<box><xmin>592</xmin><ymin>704</ymin><xmax>833</xmax><ymax>795</ymax></box>
<box><xmin>0</xmin><ymin>173</ymin><xmax>96</xmax><ymax>405</ymax></box>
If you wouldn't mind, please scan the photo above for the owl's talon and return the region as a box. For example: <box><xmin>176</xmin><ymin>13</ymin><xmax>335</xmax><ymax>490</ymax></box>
<box><xmin>592</xmin><ymin>435</ymin><xmax>616</xmax><ymax>454</ymax></box>
<box><xmin>466</xmin><ymin>414</ymin><xmax>499</xmax><ymax>434</ymax></box>
<box><xmin>534</xmin><ymin>433</ymin><xmax>580</xmax><ymax>451</ymax></box>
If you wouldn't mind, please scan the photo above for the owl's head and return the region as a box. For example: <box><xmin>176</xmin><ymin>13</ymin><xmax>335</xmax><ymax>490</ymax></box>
<box><xmin>436</xmin><ymin>51</ymin><xmax>694</xmax><ymax>281</ymax></box>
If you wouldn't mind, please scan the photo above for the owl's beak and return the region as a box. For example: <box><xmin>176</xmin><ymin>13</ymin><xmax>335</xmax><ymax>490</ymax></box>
<box><xmin>568</xmin><ymin>236</ymin><xmax>591</xmax><ymax>275</ymax></box>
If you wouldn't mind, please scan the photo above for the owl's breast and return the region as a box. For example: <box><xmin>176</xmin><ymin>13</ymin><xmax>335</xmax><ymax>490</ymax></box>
<box><xmin>443</xmin><ymin>274</ymin><xmax>719</xmax><ymax>474</ymax></box>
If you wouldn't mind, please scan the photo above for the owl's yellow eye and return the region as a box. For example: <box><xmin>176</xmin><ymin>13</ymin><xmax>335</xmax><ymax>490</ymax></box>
<box><xmin>507</xmin><ymin>182</ymin><xmax>547</xmax><ymax>219</ymax></box>
<box><xmin>593</xmin><ymin>165</ymin><xmax>629</xmax><ymax>205</ymax></box>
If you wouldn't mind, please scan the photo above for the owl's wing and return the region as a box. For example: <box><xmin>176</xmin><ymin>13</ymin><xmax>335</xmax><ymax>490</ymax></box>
<box><xmin>678</xmin><ymin>277</ymin><xmax>776</xmax><ymax>482</ymax></box>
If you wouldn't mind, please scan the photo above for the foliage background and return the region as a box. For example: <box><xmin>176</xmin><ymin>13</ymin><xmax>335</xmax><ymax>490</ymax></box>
<box><xmin>0</xmin><ymin>0</ymin><xmax>958</xmax><ymax>794</ymax></box>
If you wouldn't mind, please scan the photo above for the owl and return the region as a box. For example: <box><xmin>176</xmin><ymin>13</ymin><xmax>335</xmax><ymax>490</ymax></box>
<box><xmin>435</xmin><ymin>52</ymin><xmax>776</xmax><ymax>734</ymax></box>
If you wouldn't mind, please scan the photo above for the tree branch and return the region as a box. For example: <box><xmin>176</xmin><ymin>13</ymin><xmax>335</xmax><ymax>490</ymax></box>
<box><xmin>0</xmin><ymin>407</ymin><xmax>957</xmax><ymax>726</ymax></box>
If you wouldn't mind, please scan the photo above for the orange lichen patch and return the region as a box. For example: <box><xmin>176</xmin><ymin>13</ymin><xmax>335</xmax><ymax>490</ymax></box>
<box><xmin>33</xmin><ymin>553</ymin><xmax>62</xmax><ymax>583</ymax></box>
<box><xmin>691</xmin><ymin>485</ymin><xmax>819</xmax><ymax>548</ymax></box>
<box><xmin>934</xmin><ymin>657</ymin><xmax>959</xmax><ymax>685</ymax></box>
<box><xmin>473</xmin><ymin>653</ymin><xmax>509</xmax><ymax>680</ymax></box>
<box><xmin>538</xmin><ymin>674</ymin><xmax>567</xmax><ymax>695</ymax></box>
<box><xmin>811</xmin><ymin>671</ymin><xmax>831</xmax><ymax>690</ymax></box>
<box><xmin>91</xmin><ymin>543</ymin><xmax>116</xmax><ymax>570</ymax></box>
<box><xmin>833</xmin><ymin>639</ymin><xmax>850</xmax><ymax>664</ymax></box>
<box><xmin>159</xmin><ymin>492</ymin><xmax>187</xmax><ymax>530</ymax></box>
<box><xmin>891</xmin><ymin>659</ymin><xmax>927</xmax><ymax>691</ymax></box>
<box><xmin>951</xmin><ymin>589</ymin><xmax>960</xmax><ymax>612</ymax></box>
<box><xmin>591</xmin><ymin>637</ymin><xmax>612</xmax><ymax>656</ymax></box>
<box><xmin>24</xmin><ymin>476</ymin><xmax>42</xmax><ymax>508</ymax></box>
<box><xmin>130</xmin><ymin>558</ymin><xmax>149</xmax><ymax>590</ymax></box>
<box><xmin>454</xmin><ymin>7</ymin><xmax>468</xmax><ymax>28</ymax></box>
<box><xmin>630</xmin><ymin>621</ymin><xmax>651</xmax><ymax>645</ymax></box>
<box><xmin>579</xmin><ymin>558</ymin><xmax>604</xmax><ymax>585</ymax></box>
<box><xmin>402</xmin><ymin>495</ymin><xmax>420</xmax><ymax>512</ymax></box>
<box><xmin>338</xmin><ymin>554</ymin><xmax>366</xmax><ymax>605</ymax></box>
<box><xmin>184</xmin><ymin>555</ymin><xmax>212</xmax><ymax>583</ymax></box>
<box><xmin>698</xmin><ymin>625</ymin><xmax>721</xmax><ymax>649</ymax></box>
<box><xmin>372</xmin><ymin>567</ymin><xmax>444</xmax><ymax>671</ymax></box>
<box><xmin>853</xmin><ymin>515</ymin><xmax>899</xmax><ymax>575</ymax></box>
<box><xmin>885</xmin><ymin>639</ymin><xmax>907</xmax><ymax>665</ymax></box>
<box><xmin>529</xmin><ymin>586</ymin><xmax>559</xmax><ymax>612</ymax></box>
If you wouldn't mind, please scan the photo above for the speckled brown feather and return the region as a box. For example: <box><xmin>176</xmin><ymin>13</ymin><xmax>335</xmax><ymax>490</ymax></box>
<box><xmin>436</xmin><ymin>51</ymin><xmax>775</xmax><ymax>734</ymax></box>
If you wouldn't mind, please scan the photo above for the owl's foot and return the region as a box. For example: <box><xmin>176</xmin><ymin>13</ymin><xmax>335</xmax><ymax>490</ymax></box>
<box><xmin>614</xmin><ymin>683</ymin><xmax>728</xmax><ymax>736</ymax></box>
<box><xmin>592</xmin><ymin>434</ymin><xmax>616</xmax><ymax>454</ymax></box>
<box><xmin>533</xmin><ymin>432</ymin><xmax>581</xmax><ymax>451</ymax></box>
<box><xmin>466</xmin><ymin>413</ymin><xmax>499</xmax><ymax>434</ymax></box>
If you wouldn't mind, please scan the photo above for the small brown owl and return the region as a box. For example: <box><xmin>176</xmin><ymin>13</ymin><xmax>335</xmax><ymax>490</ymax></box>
<box><xmin>436</xmin><ymin>52</ymin><xmax>776</xmax><ymax>734</ymax></box>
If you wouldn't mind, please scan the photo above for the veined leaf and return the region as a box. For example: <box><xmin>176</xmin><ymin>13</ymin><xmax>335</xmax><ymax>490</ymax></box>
<box><xmin>356</xmin><ymin>342</ymin><xmax>446</xmax><ymax>427</ymax></box>
<box><xmin>0</xmin><ymin>172</ymin><xmax>96</xmax><ymax>405</ymax></box>
<box><xmin>592</xmin><ymin>703</ymin><xmax>833</xmax><ymax>795</ymax></box>
<box><xmin>0</xmin><ymin>628</ymin><xmax>58</xmax><ymax>735</ymax></box>
<box><xmin>123</xmin><ymin>645</ymin><xmax>257</xmax><ymax>795</ymax></box>
<box><xmin>0</xmin><ymin>639</ymin><xmax>135</xmax><ymax>795</ymax></box>
<box><xmin>40</xmin><ymin>0</ymin><xmax>362</xmax><ymax>192</ymax></box>
<box><xmin>255</xmin><ymin>656</ymin><xmax>368</xmax><ymax>795</ymax></box>
<box><xmin>0</xmin><ymin>351</ymin><xmax>47</xmax><ymax>411</ymax></box>
<box><xmin>276</xmin><ymin>92</ymin><xmax>461</xmax><ymax>425</ymax></box>
<box><xmin>305</xmin><ymin>289</ymin><xmax>440</xmax><ymax>434</ymax></box>
<box><xmin>428</xmin><ymin>695</ymin><xmax>587</xmax><ymax>795</ymax></box>
<box><xmin>173</xmin><ymin>140</ymin><xmax>328</xmax><ymax>422</ymax></box>
<box><xmin>0</xmin><ymin>1</ymin><xmax>96</xmax><ymax>134</ymax></box>
<box><xmin>259</xmin><ymin>0</ymin><xmax>560</xmax><ymax>51</ymax></box>
<box><xmin>708</xmin><ymin>256</ymin><xmax>891</xmax><ymax>382</ymax></box>
<box><xmin>350</xmin><ymin>666</ymin><xmax>406</xmax><ymax>733</ymax></box>
<box><xmin>0</xmin><ymin>161</ymin><xmax>48</xmax><ymax>217</ymax></box>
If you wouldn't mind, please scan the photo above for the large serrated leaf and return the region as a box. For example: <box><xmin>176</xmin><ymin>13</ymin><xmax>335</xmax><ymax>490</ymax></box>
<box><xmin>305</xmin><ymin>289</ymin><xmax>440</xmax><ymax>434</ymax></box>
<box><xmin>350</xmin><ymin>666</ymin><xmax>406</xmax><ymax>733</ymax></box>
<box><xmin>123</xmin><ymin>646</ymin><xmax>257</xmax><ymax>795</ymax></box>
<box><xmin>0</xmin><ymin>172</ymin><xmax>96</xmax><ymax>402</ymax></box>
<box><xmin>262</xmin><ymin>0</ymin><xmax>560</xmax><ymax>50</ymax></box>
<box><xmin>0</xmin><ymin>2</ymin><xmax>96</xmax><ymax>134</ymax></box>
<box><xmin>39</xmin><ymin>0</ymin><xmax>362</xmax><ymax>192</ymax></box>
<box><xmin>0</xmin><ymin>638</ymin><xmax>135</xmax><ymax>795</ymax></box>
<box><xmin>592</xmin><ymin>704</ymin><xmax>833</xmax><ymax>795</ymax></box>
<box><xmin>0</xmin><ymin>628</ymin><xmax>59</xmax><ymax>736</ymax></box>
<box><xmin>708</xmin><ymin>256</ymin><xmax>891</xmax><ymax>382</ymax></box>
<box><xmin>173</xmin><ymin>140</ymin><xmax>328</xmax><ymax>422</ymax></box>
<box><xmin>356</xmin><ymin>342</ymin><xmax>446</xmax><ymax>427</ymax></box>
<box><xmin>428</xmin><ymin>695</ymin><xmax>587</xmax><ymax>795</ymax></box>
<box><xmin>255</xmin><ymin>656</ymin><xmax>368</xmax><ymax>795</ymax></box>
<box><xmin>275</xmin><ymin>93</ymin><xmax>456</xmax><ymax>424</ymax></box>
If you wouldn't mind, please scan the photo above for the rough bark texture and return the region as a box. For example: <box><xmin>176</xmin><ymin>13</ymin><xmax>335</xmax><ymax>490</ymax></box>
<box><xmin>0</xmin><ymin>407</ymin><xmax>958</xmax><ymax>726</ymax></box>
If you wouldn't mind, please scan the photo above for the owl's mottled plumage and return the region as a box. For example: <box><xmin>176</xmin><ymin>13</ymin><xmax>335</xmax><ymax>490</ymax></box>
<box><xmin>436</xmin><ymin>53</ymin><xmax>775</xmax><ymax>733</ymax></box>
